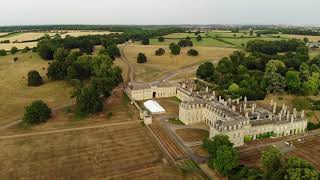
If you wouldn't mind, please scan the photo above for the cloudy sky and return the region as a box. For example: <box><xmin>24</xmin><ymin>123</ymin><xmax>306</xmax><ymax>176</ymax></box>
<box><xmin>1</xmin><ymin>0</ymin><xmax>319</xmax><ymax>26</ymax></box>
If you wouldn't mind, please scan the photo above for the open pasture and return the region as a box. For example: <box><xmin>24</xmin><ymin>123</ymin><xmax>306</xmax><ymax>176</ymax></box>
<box><xmin>221</xmin><ymin>37</ymin><xmax>283</xmax><ymax>47</ymax></box>
<box><xmin>0</xmin><ymin>122</ymin><xmax>185</xmax><ymax>179</ymax></box>
<box><xmin>149</xmin><ymin>37</ymin><xmax>234</xmax><ymax>47</ymax></box>
<box><xmin>123</xmin><ymin>45</ymin><xmax>239</xmax><ymax>70</ymax></box>
<box><xmin>0</xmin><ymin>53</ymin><xmax>73</xmax><ymax>125</ymax></box>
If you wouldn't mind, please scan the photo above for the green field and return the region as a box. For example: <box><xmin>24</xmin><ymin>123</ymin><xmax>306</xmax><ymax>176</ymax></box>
<box><xmin>0</xmin><ymin>32</ymin><xmax>24</xmax><ymax>38</ymax></box>
<box><xmin>163</xmin><ymin>32</ymin><xmax>206</xmax><ymax>39</ymax></box>
<box><xmin>220</xmin><ymin>37</ymin><xmax>284</xmax><ymax>47</ymax></box>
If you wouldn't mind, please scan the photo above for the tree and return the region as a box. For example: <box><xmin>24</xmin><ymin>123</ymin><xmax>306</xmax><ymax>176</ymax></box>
<box><xmin>261</xmin><ymin>147</ymin><xmax>283</xmax><ymax>179</ymax></box>
<box><xmin>10</xmin><ymin>46</ymin><xmax>18</xmax><ymax>54</ymax></box>
<box><xmin>284</xmin><ymin>157</ymin><xmax>318</xmax><ymax>180</ymax></box>
<box><xmin>37</xmin><ymin>41</ymin><xmax>55</xmax><ymax>60</ymax></box>
<box><xmin>196</xmin><ymin>62</ymin><xmax>215</xmax><ymax>81</ymax></box>
<box><xmin>22</xmin><ymin>46</ymin><xmax>30</xmax><ymax>53</ymax></box>
<box><xmin>203</xmin><ymin>134</ymin><xmax>233</xmax><ymax>169</ymax></box>
<box><xmin>228</xmin><ymin>83</ymin><xmax>240</xmax><ymax>95</ymax></box>
<box><xmin>303</xmin><ymin>37</ymin><xmax>309</xmax><ymax>43</ymax></box>
<box><xmin>169</xmin><ymin>43</ymin><xmax>181</xmax><ymax>55</ymax></box>
<box><xmin>79</xmin><ymin>39</ymin><xmax>94</xmax><ymax>54</ymax></box>
<box><xmin>47</xmin><ymin>61</ymin><xmax>68</xmax><ymax>80</ymax></box>
<box><xmin>0</xmin><ymin>49</ymin><xmax>7</xmax><ymax>56</ymax></box>
<box><xmin>250</xmin><ymin>29</ymin><xmax>254</xmax><ymax>36</ymax></box>
<box><xmin>23</xmin><ymin>100</ymin><xmax>52</xmax><ymax>124</ymax></box>
<box><xmin>214</xmin><ymin>145</ymin><xmax>239</xmax><ymax>176</ymax></box>
<box><xmin>196</xmin><ymin>35</ymin><xmax>202</xmax><ymax>41</ymax></box>
<box><xmin>300</xmin><ymin>63</ymin><xmax>311</xmax><ymax>81</ymax></box>
<box><xmin>137</xmin><ymin>53</ymin><xmax>147</xmax><ymax>63</ymax></box>
<box><xmin>27</xmin><ymin>70</ymin><xmax>43</xmax><ymax>87</ymax></box>
<box><xmin>65</xmin><ymin>51</ymin><xmax>82</xmax><ymax>64</ymax></box>
<box><xmin>187</xmin><ymin>49</ymin><xmax>199</xmax><ymax>56</ymax></box>
<box><xmin>303</xmin><ymin>72</ymin><xmax>319</xmax><ymax>95</ymax></box>
<box><xmin>75</xmin><ymin>85</ymin><xmax>103</xmax><ymax>115</ymax></box>
<box><xmin>53</xmin><ymin>47</ymin><xmax>69</xmax><ymax>61</ymax></box>
<box><xmin>105</xmin><ymin>44</ymin><xmax>120</xmax><ymax>60</ymax></box>
<box><xmin>286</xmin><ymin>71</ymin><xmax>301</xmax><ymax>93</ymax></box>
<box><xmin>142</xmin><ymin>38</ymin><xmax>149</xmax><ymax>45</ymax></box>
<box><xmin>155</xmin><ymin>48</ymin><xmax>165</xmax><ymax>56</ymax></box>
<box><xmin>178</xmin><ymin>39</ymin><xmax>193</xmax><ymax>47</ymax></box>
<box><xmin>262</xmin><ymin>60</ymin><xmax>286</xmax><ymax>93</ymax></box>
<box><xmin>158</xmin><ymin>37</ymin><xmax>165</xmax><ymax>42</ymax></box>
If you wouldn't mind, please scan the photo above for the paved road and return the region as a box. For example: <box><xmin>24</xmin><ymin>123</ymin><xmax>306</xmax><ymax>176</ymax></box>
<box><xmin>0</xmin><ymin>120</ymin><xmax>140</xmax><ymax>140</ymax></box>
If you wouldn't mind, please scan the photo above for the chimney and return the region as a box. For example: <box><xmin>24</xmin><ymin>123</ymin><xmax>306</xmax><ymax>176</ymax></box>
<box><xmin>257</xmin><ymin>113</ymin><xmax>260</xmax><ymax>120</ymax></box>
<box><xmin>293</xmin><ymin>108</ymin><xmax>297</xmax><ymax>118</ymax></box>
<box><xmin>270</xmin><ymin>99</ymin><xmax>274</xmax><ymax>106</ymax></box>
<box><xmin>212</xmin><ymin>91</ymin><xmax>216</xmax><ymax>97</ymax></box>
<box><xmin>286</xmin><ymin>111</ymin><xmax>290</xmax><ymax>120</ymax></box>
<box><xmin>245</xmin><ymin>112</ymin><xmax>249</xmax><ymax>118</ymax></box>
<box><xmin>206</xmin><ymin>86</ymin><xmax>209</xmax><ymax>92</ymax></box>
<box><xmin>273</xmin><ymin>102</ymin><xmax>277</xmax><ymax>113</ymax></box>
<box><xmin>301</xmin><ymin>110</ymin><xmax>305</xmax><ymax>118</ymax></box>
<box><xmin>232</xmin><ymin>105</ymin><xmax>236</xmax><ymax>111</ymax></box>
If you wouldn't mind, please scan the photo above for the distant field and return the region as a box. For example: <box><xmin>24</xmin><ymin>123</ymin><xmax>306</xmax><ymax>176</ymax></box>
<box><xmin>221</xmin><ymin>37</ymin><xmax>283</xmax><ymax>47</ymax></box>
<box><xmin>163</xmin><ymin>32</ymin><xmax>206</xmax><ymax>38</ymax></box>
<box><xmin>123</xmin><ymin>45</ymin><xmax>239</xmax><ymax>70</ymax></box>
<box><xmin>207</xmin><ymin>31</ymin><xmax>256</xmax><ymax>38</ymax></box>
<box><xmin>148</xmin><ymin>38</ymin><xmax>234</xmax><ymax>48</ymax></box>
<box><xmin>0</xmin><ymin>31</ymin><xmax>116</xmax><ymax>51</ymax></box>
<box><xmin>279</xmin><ymin>34</ymin><xmax>320</xmax><ymax>42</ymax></box>
<box><xmin>0</xmin><ymin>52</ymin><xmax>73</xmax><ymax>125</ymax></box>
<box><xmin>59</xmin><ymin>31</ymin><xmax>115</xmax><ymax>38</ymax></box>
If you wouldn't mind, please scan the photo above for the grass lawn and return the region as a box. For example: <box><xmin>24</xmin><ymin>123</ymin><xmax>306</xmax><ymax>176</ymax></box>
<box><xmin>148</xmin><ymin>37</ymin><xmax>233</xmax><ymax>48</ymax></box>
<box><xmin>0</xmin><ymin>52</ymin><xmax>73</xmax><ymax>125</ymax></box>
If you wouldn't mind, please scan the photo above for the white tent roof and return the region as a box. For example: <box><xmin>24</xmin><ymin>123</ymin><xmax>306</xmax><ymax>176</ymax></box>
<box><xmin>144</xmin><ymin>100</ymin><xmax>165</xmax><ymax>114</ymax></box>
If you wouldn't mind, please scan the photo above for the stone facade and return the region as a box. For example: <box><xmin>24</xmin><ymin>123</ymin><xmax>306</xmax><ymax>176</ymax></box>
<box><xmin>126</xmin><ymin>80</ymin><xmax>308</xmax><ymax>147</ymax></box>
<box><xmin>127</xmin><ymin>82</ymin><xmax>177</xmax><ymax>101</ymax></box>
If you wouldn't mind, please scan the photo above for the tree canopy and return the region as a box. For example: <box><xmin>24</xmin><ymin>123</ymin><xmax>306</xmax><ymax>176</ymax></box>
<box><xmin>23</xmin><ymin>100</ymin><xmax>52</xmax><ymax>124</ymax></box>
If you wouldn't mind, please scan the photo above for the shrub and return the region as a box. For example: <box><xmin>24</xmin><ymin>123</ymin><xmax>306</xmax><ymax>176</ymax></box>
<box><xmin>292</xmin><ymin>97</ymin><xmax>310</xmax><ymax>111</ymax></box>
<box><xmin>27</xmin><ymin>70</ymin><xmax>43</xmax><ymax>86</ymax></box>
<box><xmin>0</xmin><ymin>49</ymin><xmax>7</xmax><ymax>56</ymax></box>
<box><xmin>10</xmin><ymin>46</ymin><xmax>18</xmax><ymax>54</ymax></box>
<box><xmin>22</xmin><ymin>46</ymin><xmax>30</xmax><ymax>53</ymax></box>
<box><xmin>155</xmin><ymin>48</ymin><xmax>165</xmax><ymax>56</ymax></box>
<box><xmin>137</xmin><ymin>53</ymin><xmax>147</xmax><ymax>63</ymax></box>
<box><xmin>169</xmin><ymin>43</ymin><xmax>181</xmax><ymax>55</ymax></box>
<box><xmin>187</xmin><ymin>49</ymin><xmax>199</xmax><ymax>56</ymax></box>
<box><xmin>142</xmin><ymin>38</ymin><xmax>149</xmax><ymax>45</ymax></box>
<box><xmin>196</xmin><ymin>35</ymin><xmax>202</xmax><ymax>41</ymax></box>
<box><xmin>158</xmin><ymin>37</ymin><xmax>165</xmax><ymax>42</ymax></box>
<box><xmin>23</xmin><ymin>100</ymin><xmax>52</xmax><ymax>124</ymax></box>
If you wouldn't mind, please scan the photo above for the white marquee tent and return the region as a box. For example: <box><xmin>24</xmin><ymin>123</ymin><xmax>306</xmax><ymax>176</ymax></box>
<box><xmin>143</xmin><ymin>100</ymin><xmax>166</xmax><ymax>114</ymax></box>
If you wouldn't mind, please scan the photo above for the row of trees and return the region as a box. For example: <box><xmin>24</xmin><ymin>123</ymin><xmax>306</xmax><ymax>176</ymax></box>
<box><xmin>196</xmin><ymin>39</ymin><xmax>319</xmax><ymax>100</ymax></box>
<box><xmin>203</xmin><ymin>135</ymin><xmax>319</xmax><ymax>179</ymax></box>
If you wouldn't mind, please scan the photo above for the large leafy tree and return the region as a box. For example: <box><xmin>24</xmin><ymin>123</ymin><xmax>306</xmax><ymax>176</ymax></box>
<box><xmin>203</xmin><ymin>134</ymin><xmax>234</xmax><ymax>169</ymax></box>
<box><xmin>303</xmin><ymin>72</ymin><xmax>319</xmax><ymax>95</ymax></box>
<box><xmin>196</xmin><ymin>62</ymin><xmax>215</xmax><ymax>81</ymax></box>
<box><xmin>214</xmin><ymin>145</ymin><xmax>239</xmax><ymax>176</ymax></box>
<box><xmin>169</xmin><ymin>43</ymin><xmax>181</xmax><ymax>55</ymax></box>
<box><xmin>53</xmin><ymin>47</ymin><xmax>70</xmax><ymax>61</ymax></box>
<box><xmin>286</xmin><ymin>71</ymin><xmax>301</xmax><ymax>93</ymax></box>
<box><xmin>23</xmin><ymin>100</ymin><xmax>52</xmax><ymax>124</ymax></box>
<box><xmin>27</xmin><ymin>70</ymin><xmax>43</xmax><ymax>87</ymax></box>
<box><xmin>262</xmin><ymin>60</ymin><xmax>286</xmax><ymax>93</ymax></box>
<box><xmin>261</xmin><ymin>147</ymin><xmax>284</xmax><ymax>179</ymax></box>
<box><xmin>284</xmin><ymin>157</ymin><xmax>318</xmax><ymax>180</ymax></box>
<box><xmin>75</xmin><ymin>85</ymin><xmax>103</xmax><ymax>114</ymax></box>
<box><xmin>137</xmin><ymin>53</ymin><xmax>147</xmax><ymax>63</ymax></box>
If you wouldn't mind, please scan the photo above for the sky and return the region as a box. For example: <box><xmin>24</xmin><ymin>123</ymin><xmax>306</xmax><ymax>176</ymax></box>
<box><xmin>1</xmin><ymin>0</ymin><xmax>319</xmax><ymax>26</ymax></box>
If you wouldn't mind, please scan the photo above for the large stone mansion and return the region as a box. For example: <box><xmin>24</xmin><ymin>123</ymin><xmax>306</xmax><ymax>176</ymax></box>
<box><xmin>126</xmin><ymin>80</ymin><xmax>308</xmax><ymax>147</ymax></box>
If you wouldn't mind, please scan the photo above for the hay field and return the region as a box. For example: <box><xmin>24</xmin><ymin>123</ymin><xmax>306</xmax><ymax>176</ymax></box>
<box><xmin>123</xmin><ymin>45</ymin><xmax>239</xmax><ymax>70</ymax></box>
<box><xmin>163</xmin><ymin>33</ymin><xmax>206</xmax><ymax>38</ymax></box>
<box><xmin>0</xmin><ymin>42</ymin><xmax>38</xmax><ymax>51</ymax></box>
<box><xmin>59</xmin><ymin>31</ymin><xmax>115</xmax><ymax>38</ymax></box>
<box><xmin>0</xmin><ymin>32</ymin><xmax>56</xmax><ymax>42</ymax></box>
<box><xmin>0</xmin><ymin>52</ymin><xmax>73</xmax><ymax>125</ymax></box>
<box><xmin>148</xmin><ymin>38</ymin><xmax>233</xmax><ymax>47</ymax></box>
<box><xmin>310</xmin><ymin>48</ymin><xmax>320</xmax><ymax>58</ymax></box>
<box><xmin>0</xmin><ymin>122</ymin><xmax>188</xmax><ymax>179</ymax></box>
<box><xmin>280</xmin><ymin>34</ymin><xmax>320</xmax><ymax>42</ymax></box>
